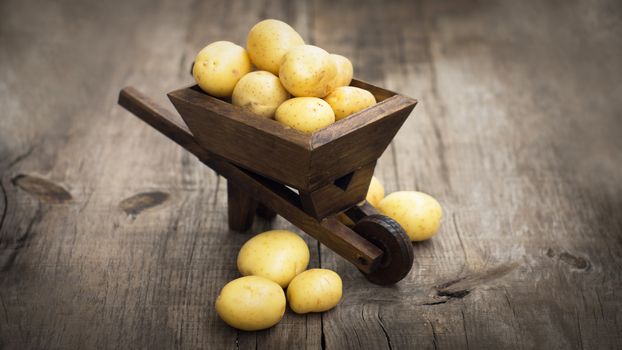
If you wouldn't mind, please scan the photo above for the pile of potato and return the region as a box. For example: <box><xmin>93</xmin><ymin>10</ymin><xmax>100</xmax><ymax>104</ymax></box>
<box><xmin>192</xmin><ymin>19</ymin><xmax>377</xmax><ymax>133</ymax></box>
<box><xmin>216</xmin><ymin>230</ymin><xmax>342</xmax><ymax>331</ymax></box>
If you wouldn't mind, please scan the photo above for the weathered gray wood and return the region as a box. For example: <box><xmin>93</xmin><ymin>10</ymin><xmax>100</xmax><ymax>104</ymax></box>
<box><xmin>313</xmin><ymin>0</ymin><xmax>622</xmax><ymax>349</ymax></box>
<box><xmin>0</xmin><ymin>0</ymin><xmax>320</xmax><ymax>349</ymax></box>
<box><xmin>1</xmin><ymin>0</ymin><xmax>622</xmax><ymax>349</ymax></box>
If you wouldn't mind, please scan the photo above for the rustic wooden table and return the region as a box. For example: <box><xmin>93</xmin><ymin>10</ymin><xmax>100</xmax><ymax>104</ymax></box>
<box><xmin>1</xmin><ymin>0</ymin><xmax>621</xmax><ymax>349</ymax></box>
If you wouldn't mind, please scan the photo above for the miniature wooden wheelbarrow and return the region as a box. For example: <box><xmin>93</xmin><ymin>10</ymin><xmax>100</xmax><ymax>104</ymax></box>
<box><xmin>117</xmin><ymin>79</ymin><xmax>417</xmax><ymax>285</ymax></box>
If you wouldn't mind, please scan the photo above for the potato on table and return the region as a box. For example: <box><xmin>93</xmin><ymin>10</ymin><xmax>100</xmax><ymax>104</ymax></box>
<box><xmin>237</xmin><ymin>229</ymin><xmax>310</xmax><ymax>288</ymax></box>
<box><xmin>379</xmin><ymin>191</ymin><xmax>443</xmax><ymax>241</ymax></box>
<box><xmin>247</xmin><ymin>19</ymin><xmax>305</xmax><ymax>75</ymax></box>
<box><xmin>215</xmin><ymin>276</ymin><xmax>286</xmax><ymax>331</ymax></box>
<box><xmin>275</xmin><ymin>97</ymin><xmax>335</xmax><ymax>133</ymax></box>
<box><xmin>192</xmin><ymin>41</ymin><xmax>252</xmax><ymax>98</ymax></box>
<box><xmin>279</xmin><ymin>45</ymin><xmax>337</xmax><ymax>98</ymax></box>
<box><xmin>286</xmin><ymin>269</ymin><xmax>343</xmax><ymax>314</ymax></box>
<box><xmin>324</xmin><ymin>86</ymin><xmax>377</xmax><ymax>121</ymax></box>
<box><xmin>232</xmin><ymin>71</ymin><xmax>290</xmax><ymax>118</ymax></box>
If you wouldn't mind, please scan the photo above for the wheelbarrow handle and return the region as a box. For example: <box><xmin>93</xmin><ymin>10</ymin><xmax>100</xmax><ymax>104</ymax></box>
<box><xmin>118</xmin><ymin>87</ymin><xmax>211</xmax><ymax>160</ymax></box>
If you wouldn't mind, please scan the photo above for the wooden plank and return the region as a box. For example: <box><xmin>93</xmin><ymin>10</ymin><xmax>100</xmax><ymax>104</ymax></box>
<box><xmin>0</xmin><ymin>0</ymin><xmax>320</xmax><ymax>349</ymax></box>
<box><xmin>167</xmin><ymin>86</ymin><xmax>312</xmax><ymax>190</ymax></box>
<box><xmin>312</xmin><ymin>0</ymin><xmax>622</xmax><ymax>349</ymax></box>
<box><xmin>308</xmin><ymin>96</ymin><xmax>415</xmax><ymax>189</ymax></box>
<box><xmin>299</xmin><ymin>162</ymin><xmax>376</xmax><ymax>219</ymax></box>
<box><xmin>227</xmin><ymin>181</ymin><xmax>259</xmax><ymax>232</ymax></box>
<box><xmin>1</xmin><ymin>0</ymin><xmax>622</xmax><ymax>349</ymax></box>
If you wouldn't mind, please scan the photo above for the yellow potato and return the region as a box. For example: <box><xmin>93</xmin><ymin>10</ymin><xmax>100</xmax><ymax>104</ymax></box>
<box><xmin>215</xmin><ymin>276</ymin><xmax>286</xmax><ymax>331</ymax></box>
<box><xmin>237</xmin><ymin>229</ymin><xmax>310</xmax><ymax>288</ymax></box>
<box><xmin>246</xmin><ymin>19</ymin><xmax>305</xmax><ymax>75</ymax></box>
<box><xmin>286</xmin><ymin>269</ymin><xmax>342</xmax><ymax>314</ymax></box>
<box><xmin>279</xmin><ymin>45</ymin><xmax>337</xmax><ymax>97</ymax></box>
<box><xmin>366</xmin><ymin>176</ymin><xmax>385</xmax><ymax>207</ymax></box>
<box><xmin>275</xmin><ymin>97</ymin><xmax>335</xmax><ymax>133</ymax></box>
<box><xmin>192</xmin><ymin>41</ymin><xmax>252</xmax><ymax>98</ymax></box>
<box><xmin>324</xmin><ymin>86</ymin><xmax>377</xmax><ymax>121</ymax></box>
<box><xmin>328</xmin><ymin>54</ymin><xmax>353</xmax><ymax>90</ymax></box>
<box><xmin>378</xmin><ymin>191</ymin><xmax>443</xmax><ymax>241</ymax></box>
<box><xmin>232</xmin><ymin>71</ymin><xmax>290</xmax><ymax>118</ymax></box>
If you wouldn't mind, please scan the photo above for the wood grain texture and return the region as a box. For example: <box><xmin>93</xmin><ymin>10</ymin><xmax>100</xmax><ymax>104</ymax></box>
<box><xmin>227</xmin><ymin>182</ymin><xmax>258</xmax><ymax>232</ymax></box>
<box><xmin>312</xmin><ymin>0</ymin><xmax>622</xmax><ymax>349</ymax></box>
<box><xmin>299</xmin><ymin>162</ymin><xmax>376</xmax><ymax>219</ymax></box>
<box><xmin>1</xmin><ymin>0</ymin><xmax>622</xmax><ymax>349</ymax></box>
<box><xmin>168</xmin><ymin>85</ymin><xmax>312</xmax><ymax>189</ymax></box>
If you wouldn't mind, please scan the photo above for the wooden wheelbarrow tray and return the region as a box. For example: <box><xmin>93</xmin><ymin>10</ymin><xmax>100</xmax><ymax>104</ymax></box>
<box><xmin>118</xmin><ymin>79</ymin><xmax>417</xmax><ymax>285</ymax></box>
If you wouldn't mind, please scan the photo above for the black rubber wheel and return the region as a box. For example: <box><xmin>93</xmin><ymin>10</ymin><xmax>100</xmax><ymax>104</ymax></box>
<box><xmin>353</xmin><ymin>214</ymin><xmax>414</xmax><ymax>285</ymax></box>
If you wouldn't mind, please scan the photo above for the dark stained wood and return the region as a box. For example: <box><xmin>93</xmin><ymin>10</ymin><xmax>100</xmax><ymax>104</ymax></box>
<box><xmin>299</xmin><ymin>161</ymin><xmax>375</xmax><ymax>219</ymax></box>
<box><xmin>312</xmin><ymin>0</ymin><xmax>622</xmax><ymax>349</ymax></box>
<box><xmin>251</xmin><ymin>176</ymin><xmax>383</xmax><ymax>272</ymax></box>
<box><xmin>214</xmin><ymin>163</ymin><xmax>385</xmax><ymax>274</ymax></box>
<box><xmin>343</xmin><ymin>201</ymin><xmax>381</xmax><ymax>224</ymax></box>
<box><xmin>166</xmin><ymin>76</ymin><xmax>415</xmax><ymax>222</ymax></box>
<box><xmin>168</xmin><ymin>85</ymin><xmax>312</xmax><ymax>190</ymax></box>
<box><xmin>2</xmin><ymin>0</ymin><xmax>622</xmax><ymax>349</ymax></box>
<box><xmin>227</xmin><ymin>182</ymin><xmax>258</xmax><ymax>232</ymax></box>
<box><xmin>309</xmin><ymin>95</ymin><xmax>416</xmax><ymax>188</ymax></box>
<box><xmin>256</xmin><ymin>202</ymin><xmax>277</xmax><ymax>220</ymax></box>
<box><xmin>118</xmin><ymin>87</ymin><xmax>207</xmax><ymax>156</ymax></box>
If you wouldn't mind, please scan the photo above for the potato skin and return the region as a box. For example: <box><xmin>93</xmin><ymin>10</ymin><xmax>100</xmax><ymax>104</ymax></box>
<box><xmin>275</xmin><ymin>97</ymin><xmax>335</xmax><ymax>134</ymax></box>
<box><xmin>366</xmin><ymin>176</ymin><xmax>385</xmax><ymax>207</ymax></box>
<box><xmin>279</xmin><ymin>45</ymin><xmax>337</xmax><ymax>97</ymax></box>
<box><xmin>215</xmin><ymin>276</ymin><xmax>286</xmax><ymax>331</ymax></box>
<box><xmin>232</xmin><ymin>71</ymin><xmax>290</xmax><ymax>118</ymax></box>
<box><xmin>237</xmin><ymin>230</ymin><xmax>310</xmax><ymax>288</ymax></box>
<box><xmin>286</xmin><ymin>269</ymin><xmax>343</xmax><ymax>314</ymax></box>
<box><xmin>247</xmin><ymin>19</ymin><xmax>304</xmax><ymax>75</ymax></box>
<box><xmin>378</xmin><ymin>191</ymin><xmax>443</xmax><ymax>241</ymax></box>
<box><xmin>324</xmin><ymin>86</ymin><xmax>377</xmax><ymax>121</ymax></box>
<box><xmin>328</xmin><ymin>54</ymin><xmax>353</xmax><ymax>90</ymax></box>
<box><xmin>192</xmin><ymin>41</ymin><xmax>252</xmax><ymax>98</ymax></box>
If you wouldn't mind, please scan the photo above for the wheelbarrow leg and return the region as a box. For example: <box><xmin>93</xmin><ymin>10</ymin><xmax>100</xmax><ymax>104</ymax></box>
<box><xmin>227</xmin><ymin>181</ymin><xmax>258</xmax><ymax>232</ymax></box>
<box><xmin>256</xmin><ymin>203</ymin><xmax>277</xmax><ymax>220</ymax></box>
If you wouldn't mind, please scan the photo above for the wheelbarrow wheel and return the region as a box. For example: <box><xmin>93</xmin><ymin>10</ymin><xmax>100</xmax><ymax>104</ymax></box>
<box><xmin>353</xmin><ymin>214</ymin><xmax>414</xmax><ymax>285</ymax></box>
